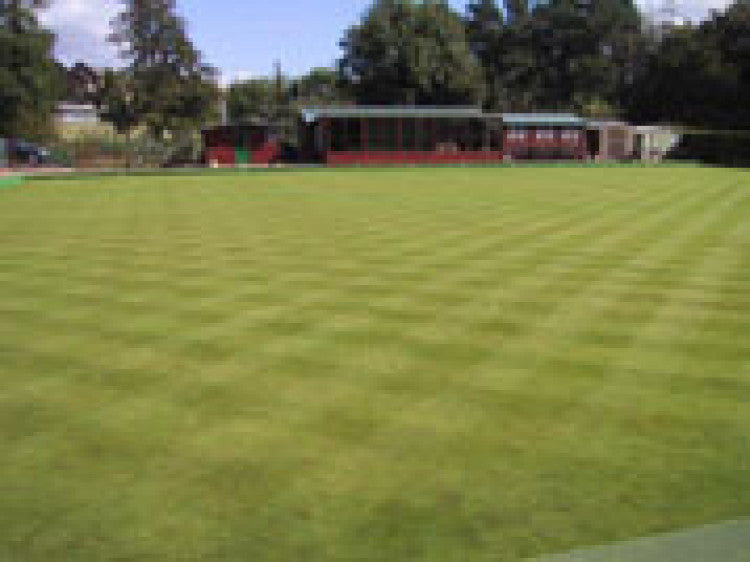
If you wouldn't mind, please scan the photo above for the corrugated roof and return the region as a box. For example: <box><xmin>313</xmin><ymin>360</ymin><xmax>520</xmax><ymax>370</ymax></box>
<box><xmin>301</xmin><ymin>106</ymin><xmax>490</xmax><ymax>122</ymax></box>
<box><xmin>301</xmin><ymin>107</ymin><xmax>586</xmax><ymax>126</ymax></box>
<box><xmin>503</xmin><ymin>113</ymin><xmax>586</xmax><ymax>126</ymax></box>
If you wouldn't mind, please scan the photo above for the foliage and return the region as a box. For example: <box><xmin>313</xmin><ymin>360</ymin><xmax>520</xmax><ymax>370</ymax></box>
<box><xmin>62</xmin><ymin>61</ymin><xmax>101</xmax><ymax>104</ymax></box>
<box><xmin>464</xmin><ymin>0</ymin><xmax>643</xmax><ymax>113</ymax></box>
<box><xmin>227</xmin><ymin>66</ymin><xmax>350</xmax><ymax>145</ymax></box>
<box><xmin>108</xmin><ymin>0</ymin><xmax>218</xmax><ymax>140</ymax></box>
<box><xmin>0</xmin><ymin>0</ymin><xmax>60</xmax><ymax>139</ymax></box>
<box><xmin>292</xmin><ymin>67</ymin><xmax>348</xmax><ymax>106</ymax></box>
<box><xmin>627</xmin><ymin>0</ymin><xmax>749</xmax><ymax>130</ymax></box>
<box><xmin>339</xmin><ymin>0</ymin><xmax>484</xmax><ymax>105</ymax></box>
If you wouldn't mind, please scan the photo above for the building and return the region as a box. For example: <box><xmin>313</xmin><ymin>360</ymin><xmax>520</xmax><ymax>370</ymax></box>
<box><xmin>586</xmin><ymin>121</ymin><xmax>636</xmax><ymax>161</ymax></box>
<box><xmin>299</xmin><ymin>106</ymin><xmax>503</xmax><ymax>165</ymax></box>
<box><xmin>202</xmin><ymin>123</ymin><xmax>280</xmax><ymax>166</ymax></box>
<box><xmin>299</xmin><ymin>107</ymin><xmax>588</xmax><ymax>165</ymax></box>
<box><xmin>55</xmin><ymin>103</ymin><xmax>100</xmax><ymax>125</ymax></box>
<box><xmin>502</xmin><ymin>113</ymin><xmax>587</xmax><ymax>161</ymax></box>
<box><xmin>634</xmin><ymin>126</ymin><xmax>681</xmax><ymax>162</ymax></box>
<box><xmin>201</xmin><ymin>107</ymin><xmax>676</xmax><ymax>167</ymax></box>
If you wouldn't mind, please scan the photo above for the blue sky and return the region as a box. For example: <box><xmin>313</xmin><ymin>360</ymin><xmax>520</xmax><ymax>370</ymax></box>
<box><xmin>40</xmin><ymin>0</ymin><xmax>733</xmax><ymax>82</ymax></box>
<box><xmin>178</xmin><ymin>0</ymin><xmax>429</xmax><ymax>81</ymax></box>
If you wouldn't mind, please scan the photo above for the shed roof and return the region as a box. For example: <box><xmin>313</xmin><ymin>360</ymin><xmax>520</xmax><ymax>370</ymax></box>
<box><xmin>502</xmin><ymin>113</ymin><xmax>586</xmax><ymax>127</ymax></box>
<box><xmin>301</xmin><ymin>106</ymin><xmax>491</xmax><ymax>122</ymax></box>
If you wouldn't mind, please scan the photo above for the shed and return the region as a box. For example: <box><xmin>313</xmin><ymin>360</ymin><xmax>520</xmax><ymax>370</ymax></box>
<box><xmin>586</xmin><ymin>121</ymin><xmax>636</xmax><ymax>161</ymax></box>
<box><xmin>202</xmin><ymin>123</ymin><xmax>280</xmax><ymax>166</ymax></box>
<box><xmin>502</xmin><ymin>113</ymin><xmax>587</xmax><ymax>161</ymax></box>
<box><xmin>634</xmin><ymin>126</ymin><xmax>681</xmax><ymax>162</ymax></box>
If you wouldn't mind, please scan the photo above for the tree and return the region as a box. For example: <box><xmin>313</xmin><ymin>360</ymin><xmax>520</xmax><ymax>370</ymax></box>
<box><xmin>109</xmin><ymin>0</ymin><xmax>218</xmax><ymax>140</ymax></box>
<box><xmin>63</xmin><ymin>61</ymin><xmax>101</xmax><ymax>104</ymax></box>
<box><xmin>504</xmin><ymin>0</ymin><xmax>528</xmax><ymax>22</ymax></box>
<box><xmin>523</xmin><ymin>0</ymin><xmax>643</xmax><ymax>114</ymax></box>
<box><xmin>227</xmin><ymin>66</ymin><xmax>349</xmax><ymax>148</ymax></box>
<box><xmin>465</xmin><ymin>0</ymin><xmax>504</xmax><ymax>108</ymax></box>
<box><xmin>339</xmin><ymin>0</ymin><xmax>484</xmax><ymax>105</ymax></box>
<box><xmin>627</xmin><ymin>0</ymin><xmax>748</xmax><ymax>129</ymax></box>
<box><xmin>227</xmin><ymin>78</ymin><xmax>274</xmax><ymax>123</ymax></box>
<box><xmin>97</xmin><ymin>68</ymin><xmax>140</xmax><ymax>167</ymax></box>
<box><xmin>292</xmin><ymin>67</ymin><xmax>348</xmax><ymax>106</ymax></box>
<box><xmin>0</xmin><ymin>0</ymin><xmax>61</xmax><ymax>139</ymax></box>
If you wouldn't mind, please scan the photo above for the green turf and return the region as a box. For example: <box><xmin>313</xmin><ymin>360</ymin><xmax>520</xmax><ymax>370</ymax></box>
<box><xmin>1</xmin><ymin>167</ymin><xmax>748</xmax><ymax>560</ymax></box>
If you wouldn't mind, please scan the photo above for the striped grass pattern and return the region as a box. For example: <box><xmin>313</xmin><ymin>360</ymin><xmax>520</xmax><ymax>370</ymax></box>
<box><xmin>0</xmin><ymin>167</ymin><xmax>748</xmax><ymax>560</ymax></box>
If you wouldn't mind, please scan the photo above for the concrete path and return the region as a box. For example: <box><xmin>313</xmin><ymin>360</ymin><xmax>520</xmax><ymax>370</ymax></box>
<box><xmin>534</xmin><ymin>519</ymin><xmax>750</xmax><ymax>562</ymax></box>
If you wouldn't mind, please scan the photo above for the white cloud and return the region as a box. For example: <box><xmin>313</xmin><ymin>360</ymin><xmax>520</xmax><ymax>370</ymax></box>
<box><xmin>39</xmin><ymin>0</ymin><xmax>122</xmax><ymax>68</ymax></box>
<box><xmin>38</xmin><ymin>0</ymin><xmax>737</xmax><ymax>71</ymax></box>
<box><xmin>637</xmin><ymin>0</ymin><xmax>733</xmax><ymax>22</ymax></box>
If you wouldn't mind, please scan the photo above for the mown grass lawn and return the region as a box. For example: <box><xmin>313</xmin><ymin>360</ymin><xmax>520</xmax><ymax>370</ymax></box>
<box><xmin>1</xmin><ymin>166</ymin><xmax>748</xmax><ymax>560</ymax></box>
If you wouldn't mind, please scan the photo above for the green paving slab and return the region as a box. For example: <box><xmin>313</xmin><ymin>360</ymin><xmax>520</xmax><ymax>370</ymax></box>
<box><xmin>0</xmin><ymin>175</ymin><xmax>24</xmax><ymax>188</ymax></box>
<box><xmin>534</xmin><ymin>519</ymin><xmax>750</xmax><ymax>562</ymax></box>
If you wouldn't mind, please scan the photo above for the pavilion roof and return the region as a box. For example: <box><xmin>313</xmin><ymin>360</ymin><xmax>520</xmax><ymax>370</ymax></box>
<box><xmin>301</xmin><ymin>106</ymin><xmax>492</xmax><ymax>122</ymax></box>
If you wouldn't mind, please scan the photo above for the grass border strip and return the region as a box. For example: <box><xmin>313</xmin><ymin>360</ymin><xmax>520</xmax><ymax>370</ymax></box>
<box><xmin>0</xmin><ymin>175</ymin><xmax>25</xmax><ymax>189</ymax></box>
<box><xmin>25</xmin><ymin>161</ymin><xmax>711</xmax><ymax>182</ymax></box>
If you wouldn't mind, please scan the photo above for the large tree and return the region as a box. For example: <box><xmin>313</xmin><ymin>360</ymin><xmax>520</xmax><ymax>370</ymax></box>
<box><xmin>109</xmin><ymin>0</ymin><xmax>218</xmax><ymax>139</ymax></box>
<box><xmin>523</xmin><ymin>0</ymin><xmax>643</xmax><ymax>114</ymax></box>
<box><xmin>627</xmin><ymin>0</ymin><xmax>749</xmax><ymax>129</ymax></box>
<box><xmin>0</xmin><ymin>0</ymin><xmax>61</xmax><ymax>139</ymax></box>
<box><xmin>227</xmin><ymin>78</ymin><xmax>276</xmax><ymax>123</ymax></box>
<box><xmin>292</xmin><ymin>67</ymin><xmax>349</xmax><ymax>106</ymax></box>
<box><xmin>465</xmin><ymin>0</ymin><xmax>504</xmax><ymax>108</ymax></box>
<box><xmin>464</xmin><ymin>0</ymin><xmax>645</xmax><ymax>113</ymax></box>
<box><xmin>339</xmin><ymin>0</ymin><xmax>484</xmax><ymax>105</ymax></box>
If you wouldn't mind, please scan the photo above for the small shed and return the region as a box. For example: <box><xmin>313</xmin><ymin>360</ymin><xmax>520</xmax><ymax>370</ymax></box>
<box><xmin>202</xmin><ymin>123</ymin><xmax>280</xmax><ymax>167</ymax></box>
<box><xmin>634</xmin><ymin>126</ymin><xmax>681</xmax><ymax>162</ymax></box>
<box><xmin>502</xmin><ymin>114</ymin><xmax>587</xmax><ymax>161</ymax></box>
<box><xmin>586</xmin><ymin>121</ymin><xmax>637</xmax><ymax>161</ymax></box>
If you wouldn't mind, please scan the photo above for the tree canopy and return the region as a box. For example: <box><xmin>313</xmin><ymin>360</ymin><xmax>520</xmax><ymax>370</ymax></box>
<box><xmin>339</xmin><ymin>0</ymin><xmax>485</xmax><ymax>105</ymax></box>
<box><xmin>0</xmin><ymin>0</ymin><xmax>60</xmax><ymax>139</ymax></box>
<box><xmin>627</xmin><ymin>0</ymin><xmax>749</xmax><ymax>130</ymax></box>
<box><xmin>108</xmin><ymin>0</ymin><xmax>218</xmax><ymax>139</ymax></box>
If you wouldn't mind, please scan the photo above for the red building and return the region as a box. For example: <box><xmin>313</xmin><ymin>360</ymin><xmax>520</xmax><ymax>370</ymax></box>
<box><xmin>202</xmin><ymin>123</ymin><xmax>280</xmax><ymax>166</ymax></box>
<box><xmin>299</xmin><ymin>107</ymin><xmax>588</xmax><ymax>165</ymax></box>
<box><xmin>502</xmin><ymin>113</ymin><xmax>588</xmax><ymax>161</ymax></box>
<box><xmin>300</xmin><ymin>107</ymin><xmax>503</xmax><ymax>165</ymax></box>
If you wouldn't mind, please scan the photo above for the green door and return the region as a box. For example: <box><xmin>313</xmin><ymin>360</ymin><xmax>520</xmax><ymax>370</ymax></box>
<box><xmin>235</xmin><ymin>147</ymin><xmax>250</xmax><ymax>165</ymax></box>
<box><xmin>0</xmin><ymin>138</ymin><xmax>7</xmax><ymax>168</ymax></box>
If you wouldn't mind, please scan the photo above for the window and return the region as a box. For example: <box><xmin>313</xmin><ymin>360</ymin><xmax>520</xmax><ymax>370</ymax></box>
<box><xmin>488</xmin><ymin>122</ymin><xmax>503</xmax><ymax>150</ymax></box>
<box><xmin>507</xmin><ymin>128</ymin><xmax>526</xmax><ymax>141</ymax></box>
<box><xmin>418</xmin><ymin>119</ymin><xmax>435</xmax><ymax>151</ymax></box>
<box><xmin>330</xmin><ymin>118</ymin><xmax>362</xmax><ymax>151</ymax></box>
<box><xmin>402</xmin><ymin>119</ymin><xmax>417</xmax><ymax>150</ymax></box>
<box><xmin>536</xmin><ymin>129</ymin><xmax>556</xmax><ymax>141</ymax></box>
<box><xmin>368</xmin><ymin>118</ymin><xmax>398</xmax><ymax>151</ymax></box>
<box><xmin>467</xmin><ymin>119</ymin><xmax>485</xmax><ymax>150</ymax></box>
<box><xmin>435</xmin><ymin>119</ymin><xmax>469</xmax><ymax>152</ymax></box>
<box><xmin>561</xmin><ymin>130</ymin><xmax>580</xmax><ymax>142</ymax></box>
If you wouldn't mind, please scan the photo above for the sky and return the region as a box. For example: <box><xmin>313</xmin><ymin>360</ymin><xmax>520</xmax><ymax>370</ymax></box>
<box><xmin>39</xmin><ymin>0</ymin><xmax>735</xmax><ymax>83</ymax></box>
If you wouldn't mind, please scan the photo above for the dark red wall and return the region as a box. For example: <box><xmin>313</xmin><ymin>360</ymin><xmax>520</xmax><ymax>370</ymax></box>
<box><xmin>325</xmin><ymin>150</ymin><xmax>503</xmax><ymax>166</ymax></box>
